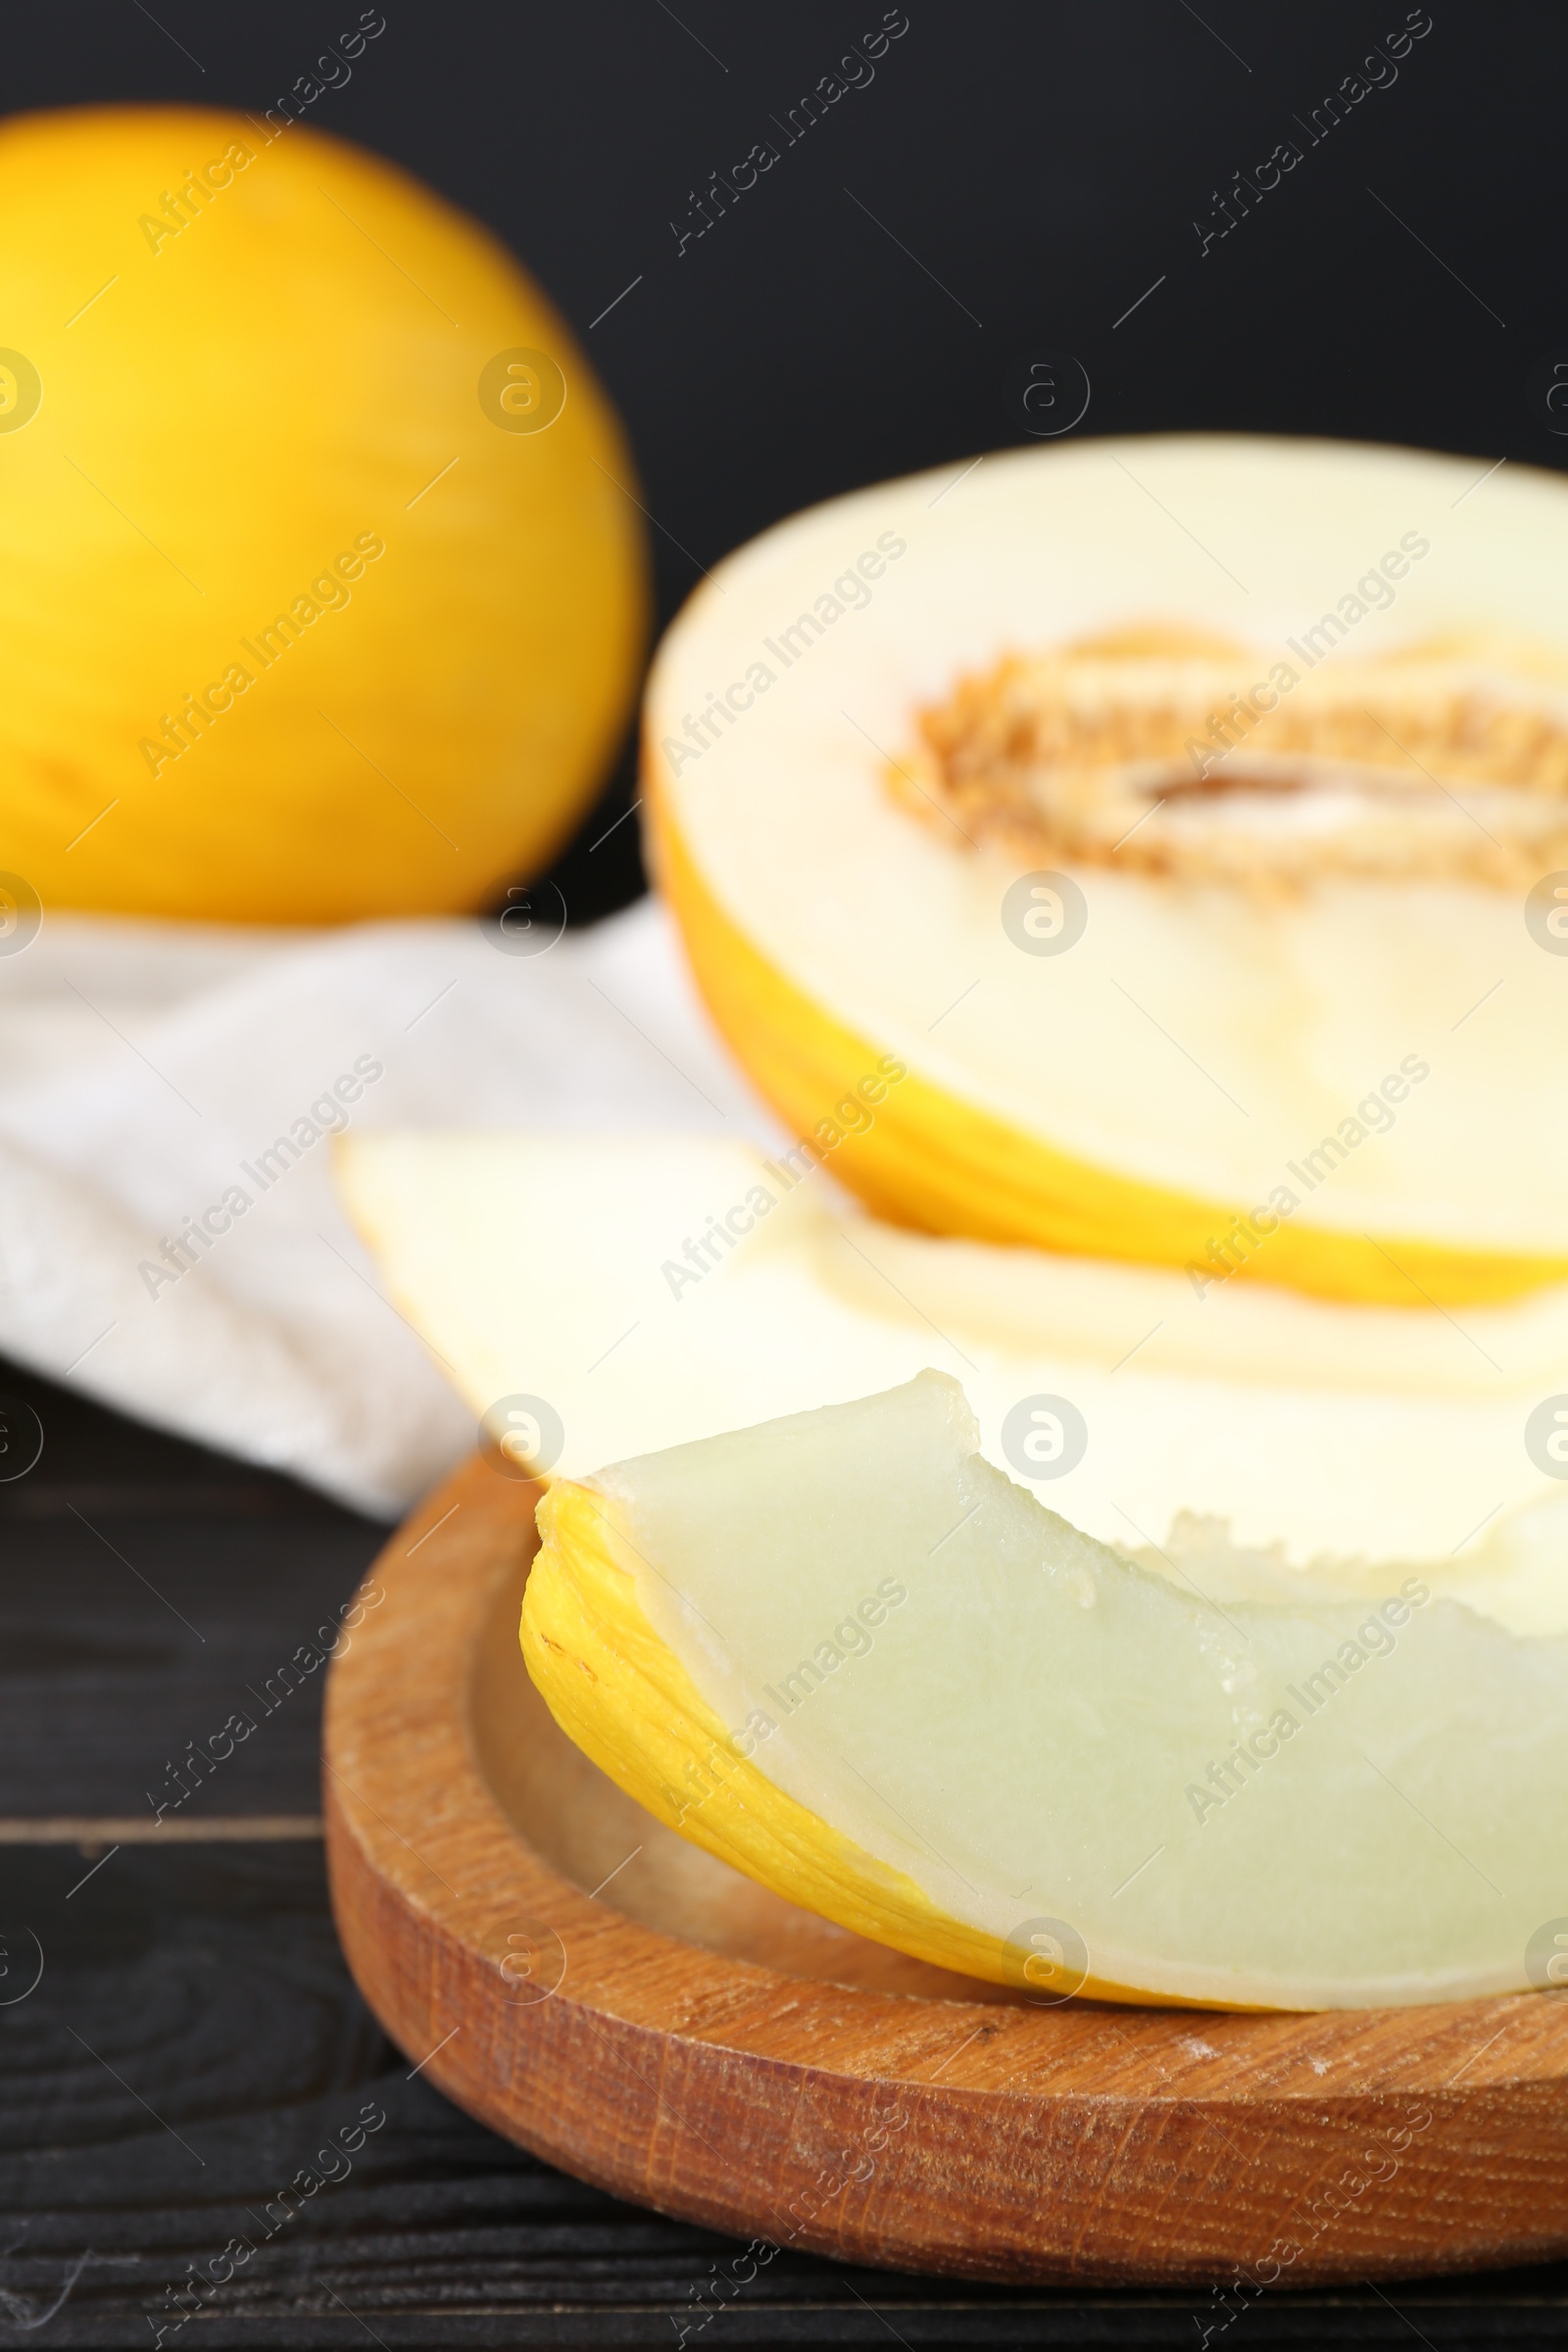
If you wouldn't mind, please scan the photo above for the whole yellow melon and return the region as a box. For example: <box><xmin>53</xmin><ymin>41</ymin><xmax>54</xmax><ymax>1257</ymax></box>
<box><xmin>0</xmin><ymin>105</ymin><xmax>647</xmax><ymax>921</ymax></box>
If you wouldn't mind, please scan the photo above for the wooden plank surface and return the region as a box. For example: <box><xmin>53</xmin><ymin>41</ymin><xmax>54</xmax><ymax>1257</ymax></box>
<box><xmin>4</xmin><ymin>1354</ymin><xmax>1568</xmax><ymax>2345</ymax></box>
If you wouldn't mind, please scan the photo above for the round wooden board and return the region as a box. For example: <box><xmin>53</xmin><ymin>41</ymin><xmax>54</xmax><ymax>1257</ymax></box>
<box><xmin>323</xmin><ymin>1452</ymin><xmax>1568</xmax><ymax>2289</ymax></box>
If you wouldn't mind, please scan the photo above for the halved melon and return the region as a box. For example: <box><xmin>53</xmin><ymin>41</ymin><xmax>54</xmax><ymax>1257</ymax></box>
<box><xmin>644</xmin><ymin>435</ymin><xmax>1568</xmax><ymax>1305</ymax></box>
<box><xmin>523</xmin><ymin>1373</ymin><xmax>1568</xmax><ymax>2009</ymax></box>
<box><xmin>335</xmin><ymin>1132</ymin><xmax>1568</xmax><ymax>1637</ymax></box>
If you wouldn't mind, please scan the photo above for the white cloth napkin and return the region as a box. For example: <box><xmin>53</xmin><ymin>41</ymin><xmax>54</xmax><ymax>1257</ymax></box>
<box><xmin>0</xmin><ymin>899</ymin><xmax>783</xmax><ymax>1517</ymax></box>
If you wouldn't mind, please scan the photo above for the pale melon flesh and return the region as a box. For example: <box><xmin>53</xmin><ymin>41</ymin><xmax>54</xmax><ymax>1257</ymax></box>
<box><xmin>527</xmin><ymin>1372</ymin><xmax>1568</xmax><ymax>2010</ymax></box>
<box><xmin>336</xmin><ymin>1131</ymin><xmax>1568</xmax><ymax>1638</ymax></box>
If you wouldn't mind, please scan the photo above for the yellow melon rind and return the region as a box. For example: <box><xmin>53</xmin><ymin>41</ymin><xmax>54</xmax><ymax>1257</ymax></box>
<box><xmin>649</xmin><ymin>771</ymin><xmax>1568</xmax><ymax>1309</ymax></box>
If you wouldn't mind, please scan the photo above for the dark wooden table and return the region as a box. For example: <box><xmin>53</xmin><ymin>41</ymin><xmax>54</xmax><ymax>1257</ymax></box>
<box><xmin>3</xmin><ymin>1354</ymin><xmax>1566</xmax><ymax>2349</ymax></box>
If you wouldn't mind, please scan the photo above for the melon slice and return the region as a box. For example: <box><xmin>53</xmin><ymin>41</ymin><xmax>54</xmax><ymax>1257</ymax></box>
<box><xmin>645</xmin><ymin>433</ymin><xmax>1568</xmax><ymax>1304</ymax></box>
<box><xmin>523</xmin><ymin>1372</ymin><xmax>1568</xmax><ymax>2009</ymax></box>
<box><xmin>334</xmin><ymin>1132</ymin><xmax>1568</xmax><ymax>1638</ymax></box>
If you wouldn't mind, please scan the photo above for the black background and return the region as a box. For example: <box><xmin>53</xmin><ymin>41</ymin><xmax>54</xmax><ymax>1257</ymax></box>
<box><xmin>8</xmin><ymin>0</ymin><xmax>1558</xmax><ymax>922</ymax></box>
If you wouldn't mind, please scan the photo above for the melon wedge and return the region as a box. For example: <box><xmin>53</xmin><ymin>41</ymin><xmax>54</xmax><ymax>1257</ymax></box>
<box><xmin>524</xmin><ymin>1372</ymin><xmax>1568</xmax><ymax>2010</ymax></box>
<box><xmin>335</xmin><ymin>1131</ymin><xmax>1568</xmax><ymax>1637</ymax></box>
<box><xmin>645</xmin><ymin>434</ymin><xmax>1568</xmax><ymax>1304</ymax></box>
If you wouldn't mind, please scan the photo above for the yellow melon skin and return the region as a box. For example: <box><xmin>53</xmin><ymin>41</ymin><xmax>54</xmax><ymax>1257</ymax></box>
<box><xmin>523</xmin><ymin>1478</ymin><xmax>1203</xmax><ymax>2007</ymax></box>
<box><xmin>0</xmin><ymin>105</ymin><xmax>647</xmax><ymax>921</ymax></box>
<box><xmin>649</xmin><ymin>786</ymin><xmax>1568</xmax><ymax>1309</ymax></box>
